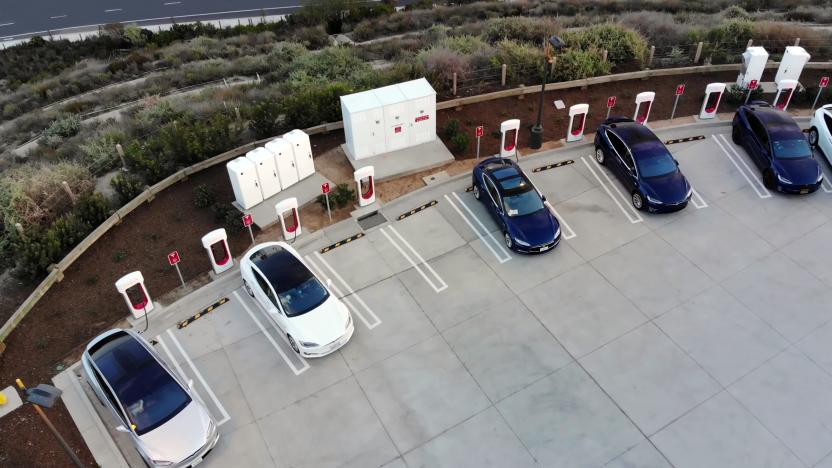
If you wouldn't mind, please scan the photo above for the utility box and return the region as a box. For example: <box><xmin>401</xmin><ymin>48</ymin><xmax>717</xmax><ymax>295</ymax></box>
<box><xmin>265</xmin><ymin>138</ymin><xmax>299</xmax><ymax>189</ymax></box>
<box><xmin>227</xmin><ymin>157</ymin><xmax>263</xmax><ymax>209</ymax></box>
<box><xmin>246</xmin><ymin>147</ymin><xmax>281</xmax><ymax>199</ymax></box>
<box><xmin>737</xmin><ymin>47</ymin><xmax>769</xmax><ymax>88</ymax></box>
<box><xmin>373</xmin><ymin>84</ymin><xmax>410</xmax><ymax>152</ymax></box>
<box><xmin>399</xmin><ymin>78</ymin><xmax>437</xmax><ymax>146</ymax></box>
<box><xmin>341</xmin><ymin>90</ymin><xmax>386</xmax><ymax>160</ymax></box>
<box><xmin>283</xmin><ymin>129</ymin><xmax>316</xmax><ymax>180</ymax></box>
<box><xmin>775</xmin><ymin>46</ymin><xmax>811</xmax><ymax>85</ymax></box>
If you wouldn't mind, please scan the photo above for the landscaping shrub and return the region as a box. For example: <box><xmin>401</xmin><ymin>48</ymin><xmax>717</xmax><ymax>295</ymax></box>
<box><xmin>561</xmin><ymin>23</ymin><xmax>649</xmax><ymax>68</ymax></box>
<box><xmin>283</xmin><ymin>82</ymin><xmax>353</xmax><ymax>129</ymax></box>
<box><xmin>13</xmin><ymin>214</ymin><xmax>89</xmax><ymax>280</ymax></box>
<box><xmin>451</xmin><ymin>132</ymin><xmax>470</xmax><ymax>153</ymax></box>
<box><xmin>79</xmin><ymin>130</ymin><xmax>124</xmax><ymax>175</ymax></box>
<box><xmin>692</xmin><ymin>19</ymin><xmax>754</xmax><ymax>64</ymax></box>
<box><xmin>110</xmin><ymin>172</ymin><xmax>145</xmax><ymax>205</ymax></box>
<box><xmin>74</xmin><ymin>193</ymin><xmax>111</xmax><ymax>227</ymax></box>
<box><xmin>491</xmin><ymin>40</ymin><xmax>543</xmax><ymax>85</ymax></box>
<box><xmin>443</xmin><ymin>118</ymin><xmax>461</xmax><ymax>139</ymax></box>
<box><xmin>724</xmin><ymin>84</ymin><xmax>763</xmax><ymax>105</ymax></box>
<box><xmin>483</xmin><ymin>17</ymin><xmax>560</xmax><ymax>45</ymax></box>
<box><xmin>438</xmin><ymin>35</ymin><xmax>491</xmax><ymax>55</ymax></box>
<box><xmin>619</xmin><ymin>12</ymin><xmax>692</xmax><ymax>46</ymax></box>
<box><xmin>0</xmin><ymin>161</ymin><xmax>93</xmax><ymax>228</ymax></box>
<box><xmin>247</xmin><ymin>99</ymin><xmax>284</xmax><ymax>140</ymax></box>
<box><xmin>316</xmin><ymin>183</ymin><xmax>355</xmax><ymax>209</ymax></box>
<box><xmin>417</xmin><ymin>47</ymin><xmax>473</xmax><ymax>89</ymax></box>
<box><xmin>786</xmin><ymin>5</ymin><xmax>832</xmax><ymax>24</ymax></box>
<box><xmin>40</xmin><ymin>114</ymin><xmax>82</xmax><ymax>148</ymax></box>
<box><xmin>193</xmin><ymin>184</ymin><xmax>217</xmax><ymax>209</ymax></box>
<box><xmin>551</xmin><ymin>48</ymin><xmax>612</xmax><ymax>82</ymax></box>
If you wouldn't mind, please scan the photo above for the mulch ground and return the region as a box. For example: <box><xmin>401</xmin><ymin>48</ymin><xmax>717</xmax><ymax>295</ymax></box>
<box><xmin>1</xmin><ymin>66</ymin><xmax>831</xmax><ymax>467</ymax></box>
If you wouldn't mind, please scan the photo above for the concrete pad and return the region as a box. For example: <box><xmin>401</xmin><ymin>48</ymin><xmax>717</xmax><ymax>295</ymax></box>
<box><xmin>798</xmin><ymin>320</ymin><xmax>832</xmax><ymax>377</ymax></box>
<box><xmin>381</xmin><ymin>458</ymin><xmax>407</xmax><ymax>468</ymax></box>
<box><xmin>207</xmin><ymin>296</ymin><xmax>261</xmax><ymax>348</ymax></box>
<box><xmin>655</xmin><ymin>286</ymin><xmax>787</xmax><ymax>386</ymax></box>
<box><xmin>657</xmin><ymin>206</ymin><xmax>773</xmax><ymax>281</ymax></box>
<box><xmin>164</xmin><ymin>312</ymin><xmax>226</xmax><ymax>363</ymax></box>
<box><xmin>652</xmin><ymin>391</ymin><xmax>803</xmax><ymax>468</ymax></box>
<box><xmin>580</xmin><ymin>323</ymin><xmax>720</xmax><ymax>435</ymax></box>
<box><xmin>435</xmin><ymin>189</ymin><xmax>498</xmax><ymax>245</ymax></box>
<box><xmin>257</xmin><ymin>377</ymin><xmax>398</xmax><ymax>468</ymax></box>
<box><xmin>723</xmin><ymin>252</ymin><xmax>832</xmax><ymax>343</ymax></box>
<box><xmin>670</xmin><ymin>138</ymin><xmax>748</xmax><ymax>203</ymax></box>
<box><xmin>389</xmin><ymin>207</ymin><xmax>466</xmax><ymax>264</ymax></box>
<box><xmin>355</xmin><ymin>335</ymin><xmax>490</xmax><ymax>453</ymax></box>
<box><xmin>403</xmin><ymin>407</ymin><xmax>537</xmax><ymax>468</ymax></box>
<box><xmin>781</xmin><ymin>221</ymin><xmax>832</xmax><ymax>288</ymax></box>
<box><xmin>338</xmin><ymin>276</ymin><xmax>437</xmax><ymax>372</ymax></box>
<box><xmin>397</xmin><ymin>246</ymin><xmax>512</xmax><ymax>331</ymax></box>
<box><xmin>192</xmin><ymin>348</ymin><xmax>254</xmax><ymax>434</ymax></box>
<box><xmin>729</xmin><ymin>348</ymin><xmax>832</xmax><ymax>466</ymax></box>
<box><xmin>202</xmin><ymin>421</ymin><xmax>276</xmax><ymax>468</ymax></box>
<box><xmin>344</xmin><ymin>139</ymin><xmax>454</xmax><ymax>182</ymax></box>
<box><xmin>497</xmin><ymin>363</ymin><xmax>643</xmax><ymax>467</ymax></box>
<box><xmin>605</xmin><ymin>439</ymin><xmax>672</xmax><ymax>468</ymax></box>
<box><xmin>239</xmin><ymin>172</ymin><xmax>333</xmax><ymax>229</ymax></box>
<box><xmin>526</xmin><ymin>162</ymin><xmax>595</xmax><ymax>206</ymax></box>
<box><xmin>307</xmin><ymin>235</ymin><xmax>394</xmax><ymax>294</ymax></box>
<box><xmin>443</xmin><ymin>297</ymin><xmax>572</xmax><ymax>402</ymax></box>
<box><xmin>521</xmin><ymin>264</ymin><xmax>647</xmax><ymax>358</ymax></box>
<box><xmin>0</xmin><ymin>386</ymin><xmax>22</xmax><ymax>419</ymax></box>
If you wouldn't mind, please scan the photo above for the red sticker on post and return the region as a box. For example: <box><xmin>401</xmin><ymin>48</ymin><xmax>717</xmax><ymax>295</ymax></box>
<box><xmin>242</xmin><ymin>214</ymin><xmax>253</xmax><ymax>227</ymax></box>
<box><xmin>475</xmin><ymin>126</ymin><xmax>484</xmax><ymax>138</ymax></box>
<box><xmin>167</xmin><ymin>251</ymin><xmax>181</xmax><ymax>266</ymax></box>
<box><xmin>675</xmin><ymin>84</ymin><xmax>686</xmax><ymax>96</ymax></box>
<box><xmin>607</xmin><ymin>96</ymin><xmax>617</xmax><ymax>108</ymax></box>
<box><xmin>321</xmin><ymin>182</ymin><xmax>331</xmax><ymax>194</ymax></box>
<box><xmin>821</xmin><ymin>77</ymin><xmax>830</xmax><ymax>88</ymax></box>
<box><xmin>749</xmin><ymin>79</ymin><xmax>758</xmax><ymax>90</ymax></box>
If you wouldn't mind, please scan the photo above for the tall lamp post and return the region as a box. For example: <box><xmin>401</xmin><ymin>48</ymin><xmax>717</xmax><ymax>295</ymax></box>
<box><xmin>529</xmin><ymin>35</ymin><xmax>566</xmax><ymax>150</ymax></box>
<box><xmin>15</xmin><ymin>378</ymin><xmax>85</xmax><ymax>467</ymax></box>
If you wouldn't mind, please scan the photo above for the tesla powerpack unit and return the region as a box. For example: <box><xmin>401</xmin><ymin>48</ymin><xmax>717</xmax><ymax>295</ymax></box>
<box><xmin>227</xmin><ymin>157</ymin><xmax>263</xmax><ymax>209</ymax></box>
<box><xmin>246</xmin><ymin>147</ymin><xmax>281</xmax><ymax>199</ymax></box>
<box><xmin>373</xmin><ymin>84</ymin><xmax>410</xmax><ymax>152</ymax></box>
<box><xmin>398</xmin><ymin>78</ymin><xmax>437</xmax><ymax>146</ymax></box>
<box><xmin>775</xmin><ymin>46</ymin><xmax>810</xmax><ymax>85</ymax></box>
<box><xmin>737</xmin><ymin>46</ymin><xmax>768</xmax><ymax>88</ymax></box>
<box><xmin>341</xmin><ymin>89</ymin><xmax>386</xmax><ymax>160</ymax></box>
<box><xmin>283</xmin><ymin>129</ymin><xmax>316</xmax><ymax>180</ymax></box>
<box><xmin>264</xmin><ymin>137</ymin><xmax>299</xmax><ymax>189</ymax></box>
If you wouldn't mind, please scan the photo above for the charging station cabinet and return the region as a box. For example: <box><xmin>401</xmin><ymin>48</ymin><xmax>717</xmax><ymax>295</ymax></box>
<box><xmin>737</xmin><ymin>47</ymin><xmax>769</xmax><ymax>88</ymax></box>
<box><xmin>567</xmin><ymin>104</ymin><xmax>589</xmax><ymax>142</ymax></box>
<box><xmin>775</xmin><ymin>46</ymin><xmax>810</xmax><ymax>85</ymax></box>
<box><xmin>700</xmin><ymin>83</ymin><xmax>726</xmax><ymax>120</ymax></box>
<box><xmin>283</xmin><ymin>129</ymin><xmax>316</xmax><ymax>181</ymax></box>
<box><xmin>227</xmin><ymin>157</ymin><xmax>263</xmax><ymax>209</ymax></box>
<box><xmin>246</xmin><ymin>147</ymin><xmax>281</xmax><ymax>199</ymax></box>
<box><xmin>202</xmin><ymin>228</ymin><xmax>233</xmax><ymax>275</ymax></box>
<box><xmin>341</xmin><ymin>89</ymin><xmax>386</xmax><ymax>160</ymax></box>
<box><xmin>500</xmin><ymin>119</ymin><xmax>520</xmax><ymax>159</ymax></box>
<box><xmin>275</xmin><ymin>197</ymin><xmax>301</xmax><ymax>240</ymax></box>
<box><xmin>115</xmin><ymin>271</ymin><xmax>153</xmax><ymax>319</ymax></box>
<box><xmin>373</xmin><ymin>84</ymin><xmax>410</xmax><ymax>152</ymax></box>
<box><xmin>354</xmin><ymin>166</ymin><xmax>376</xmax><ymax>207</ymax></box>
<box><xmin>265</xmin><ymin>138</ymin><xmax>299</xmax><ymax>189</ymax></box>
<box><xmin>399</xmin><ymin>78</ymin><xmax>437</xmax><ymax>146</ymax></box>
<box><xmin>633</xmin><ymin>92</ymin><xmax>655</xmax><ymax>125</ymax></box>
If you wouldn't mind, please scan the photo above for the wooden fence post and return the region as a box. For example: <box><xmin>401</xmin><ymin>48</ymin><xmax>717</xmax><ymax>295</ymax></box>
<box><xmin>648</xmin><ymin>46</ymin><xmax>655</xmax><ymax>67</ymax></box>
<box><xmin>61</xmin><ymin>181</ymin><xmax>77</xmax><ymax>205</ymax></box>
<box><xmin>794</xmin><ymin>38</ymin><xmax>800</xmax><ymax>46</ymax></box>
<box><xmin>501</xmin><ymin>64</ymin><xmax>507</xmax><ymax>87</ymax></box>
<box><xmin>602</xmin><ymin>49</ymin><xmax>608</xmax><ymax>62</ymax></box>
<box><xmin>452</xmin><ymin>73</ymin><xmax>458</xmax><ymax>96</ymax></box>
<box><xmin>115</xmin><ymin>143</ymin><xmax>127</xmax><ymax>170</ymax></box>
<box><xmin>746</xmin><ymin>39</ymin><xmax>753</xmax><ymax>49</ymax></box>
<box><xmin>693</xmin><ymin>42</ymin><xmax>704</xmax><ymax>64</ymax></box>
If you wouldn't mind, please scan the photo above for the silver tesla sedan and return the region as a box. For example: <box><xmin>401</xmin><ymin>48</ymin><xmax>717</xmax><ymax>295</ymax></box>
<box><xmin>81</xmin><ymin>329</ymin><xmax>219</xmax><ymax>467</ymax></box>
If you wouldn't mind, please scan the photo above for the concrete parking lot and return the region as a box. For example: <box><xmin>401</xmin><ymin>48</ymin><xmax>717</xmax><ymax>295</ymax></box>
<box><xmin>65</xmin><ymin>120</ymin><xmax>832</xmax><ymax>467</ymax></box>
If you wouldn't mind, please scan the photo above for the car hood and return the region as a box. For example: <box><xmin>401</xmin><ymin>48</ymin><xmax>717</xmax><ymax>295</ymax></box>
<box><xmin>774</xmin><ymin>157</ymin><xmax>821</xmax><ymax>184</ymax></box>
<box><xmin>288</xmin><ymin>294</ymin><xmax>350</xmax><ymax>345</ymax></box>
<box><xmin>508</xmin><ymin>208</ymin><xmax>560</xmax><ymax>246</ymax></box>
<box><xmin>138</xmin><ymin>401</ymin><xmax>211</xmax><ymax>464</ymax></box>
<box><xmin>641</xmin><ymin>170</ymin><xmax>690</xmax><ymax>204</ymax></box>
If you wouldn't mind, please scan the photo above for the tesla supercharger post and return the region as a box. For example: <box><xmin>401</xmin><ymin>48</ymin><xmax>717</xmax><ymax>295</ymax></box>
<box><xmin>633</xmin><ymin>92</ymin><xmax>655</xmax><ymax>125</ymax></box>
<box><xmin>773</xmin><ymin>79</ymin><xmax>798</xmax><ymax>110</ymax></box>
<box><xmin>500</xmin><ymin>119</ymin><xmax>520</xmax><ymax>160</ymax></box>
<box><xmin>115</xmin><ymin>271</ymin><xmax>154</xmax><ymax>319</ymax></box>
<box><xmin>201</xmin><ymin>228</ymin><xmax>233</xmax><ymax>275</ymax></box>
<box><xmin>566</xmin><ymin>104</ymin><xmax>589</xmax><ymax>142</ymax></box>
<box><xmin>354</xmin><ymin>166</ymin><xmax>376</xmax><ymax>207</ymax></box>
<box><xmin>699</xmin><ymin>83</ymin><xmax>726</xmax><ymax>120</ymax></box>
<box><xmin>275</xmin><ymin>197</ymin><xmax>301</xmax><ymax>240</ymax></box>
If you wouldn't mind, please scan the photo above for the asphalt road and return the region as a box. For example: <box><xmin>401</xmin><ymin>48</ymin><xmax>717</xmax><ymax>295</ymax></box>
<box><xmin>0</xmin><ymin>0</ymin><xmax>305</xmax><ymax>38</ymax></box>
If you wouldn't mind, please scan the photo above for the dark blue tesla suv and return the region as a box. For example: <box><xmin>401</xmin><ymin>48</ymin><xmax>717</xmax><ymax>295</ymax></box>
<box><xmin>594</xmin><ymin>117</ymin><xmax>692</xmax><ymax>212</ymax></box>
<box><xmin>732</xmin><ymin>102</ymin><xmax>823</xmax><ymax>194</ymax></box>
<box><xmin>472</xmin><ymin>157</ymin><xmax>561</xmax><ymax>253</ymax></box>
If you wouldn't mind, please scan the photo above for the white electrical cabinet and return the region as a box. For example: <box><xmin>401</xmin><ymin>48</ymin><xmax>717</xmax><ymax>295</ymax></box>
<box><xmin>775</xmin><ymin>46</ymin><xmax>810</xmax><ymax>84</ymax></box>
<box><xmin>264</xmin><ymin>138</ymin><xmax>299</xmax><ymax>189</ymax></box>
<box><xmin>341</xmin><ymin>90</ymin><xmax>386</xmax><ymax>160</ymax></box>
<box><xmin>283</xmin><ymin>129</ymin><xmax>315</xmax><ymax>180</ymax></box>
<box><xmin>246</xmin><ymin>147</ymin><xmax>281</xmax><ymax>199</ymax></box>
<box><xmin>737</xmin><ymin>47</ymin><xmax>769</xmax><ymax>88</ymax></box>
<box><xmin>227</xmin><ymin>157</ymin><xmax>263</xmax><ymax>209</ymax></box>
<box><xmin>373</xmin><ymin>84</ymin><xmax>410</xmax><ymax>152</ymax></box>
<box><xmin>399</xmin><ymin>78</ymin><xmax>437</xmax><ymax>146</ymax></box>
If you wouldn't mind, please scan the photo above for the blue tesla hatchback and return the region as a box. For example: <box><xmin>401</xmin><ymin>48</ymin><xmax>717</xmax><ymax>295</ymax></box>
<box><xmin>594</xmin><ymin>117</ymin><xmax>692</xmax><ymax>212</ymax></box>
<box><xmin>472</xmin><ymin>157</ymin><xmax>561</xmax><ymax>253</ymax></box>
<box><xmin>732</xmin><ymin>101</ymin><xmax>823</xmax><ymax>194</ymax></box>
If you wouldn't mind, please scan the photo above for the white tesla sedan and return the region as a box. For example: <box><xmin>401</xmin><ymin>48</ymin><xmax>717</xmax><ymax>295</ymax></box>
<box><xmin>809</xmin><ymin>104</ymin><xmax>832</xmax><ymax>165</ymax></box>
<box><xmin>240</xmin><ymin>241</ymin><xmax>354</xmax><ymax>357</ymax></box>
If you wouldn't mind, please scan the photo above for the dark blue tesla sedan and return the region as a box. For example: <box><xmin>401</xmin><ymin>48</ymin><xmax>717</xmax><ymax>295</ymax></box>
<box><xmin>472</xmin><ymin>157</ymin><xmax>561</xmax><ymax>253</ymax></box>
<box><xmin>594</xmin><ymin>117</ymin><xmax>692</xmax><ymax>212</ymax></box>
<box><xmin>732</xmin><ymin>101</ymin><xmax>823</xmax><ymax>194</ymax></box>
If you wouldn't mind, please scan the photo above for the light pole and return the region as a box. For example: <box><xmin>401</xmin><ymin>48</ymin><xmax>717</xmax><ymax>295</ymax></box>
<box><xmin>15</xmin><ymin>378</ymin><xmax>85</xmax><ymax>467</ymax></box>
<box><xmin>529</xmin><ymin>35</ymin><xmax>566</xmax><ymax>150</ymax></box>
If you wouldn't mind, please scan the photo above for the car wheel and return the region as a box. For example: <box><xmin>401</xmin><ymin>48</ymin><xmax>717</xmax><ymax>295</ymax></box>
<box><xmin>594</xmin><ymin>147</ymin><xmax>605</xmax><ymax>165</ymax></box>
<box><xmin>732</xmin><ymin>125</ymin><xmax>741</xmax><ymax>144</ymax></box>
<box><xmin>287</xmin><ymin>334</ymin><xmax>300</xmax><ymax>354</ymax></box>
<box><xmin>809</xmin><ymin>127</ymin><xmax>819</xmax><ymax>147</ymax></box>
<box><xmin>763</xmin><ymin>169</ymin><xmax>776</xmax><ymax>189</ymax></box>
<box><xmin>473</xmin><ymin>183</ymin><xmax>481</xmax><ymax>201</ymax></box>
<box><xmin>503</xmin><ymin>232</ymin><xmax>513</xmax><ymax>250</ymax></box>
<box><xmin>631</xmin><ymin>191</ymin><xmax>644</xmax><ymax>211</ymax></box>
<box><xmin>243</xmin><ymin>280</ymin><xmax>254</xmax><ymax>298</ymax></box>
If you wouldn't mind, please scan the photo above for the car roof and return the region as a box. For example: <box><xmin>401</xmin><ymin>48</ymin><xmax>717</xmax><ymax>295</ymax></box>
<box><xmin>481</xmin><ymin>159</ymin><xmax>533</xmax><ymax>194</ymax></box>
<box><xmin>250</xmin><ymin>244</ymin><xmax>313</xmax><ymax>293</ymax></box>
<box><xmin>609</xmin><ymin>121</ymin><xmax>661</xmax><ymax>148</ymax></box>
<box><xmin>89</xmin><ymin>331</ymin><xmax>157</xmax><ymax>393</ymax></box>
<box><xmin>749</xmin><ymin>105</ymin><xmax>796</xmax><ymax>126</ymax></box>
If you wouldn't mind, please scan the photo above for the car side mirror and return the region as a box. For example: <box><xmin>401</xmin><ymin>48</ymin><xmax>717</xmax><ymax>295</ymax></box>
<box><xmin>540</xmin><ymin>194</ymin><xmax>547</xmax><ymax>202</ymax></box>
<box><xmin>115</xmin><ymin>425</ymin><xmax>130</xmax><ymax>433</ymax></box>
<box><xmin>674</xmin><ymin>159</ymin><xmax>679</xmax><ymax>166</ymax></box>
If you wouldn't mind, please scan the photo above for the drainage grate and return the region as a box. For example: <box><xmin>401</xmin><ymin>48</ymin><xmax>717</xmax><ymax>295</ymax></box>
<box><xmin>357</xmin><ymin>211</ymin><xmax>387</xmax><ymax>231</ymax></box>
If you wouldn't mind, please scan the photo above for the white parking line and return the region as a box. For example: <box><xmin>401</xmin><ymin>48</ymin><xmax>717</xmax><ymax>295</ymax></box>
<box><xmin>713</xmin><ymin>134</ymin><xmax>772</xmax><ymax>199</ymax></box>
<box><xmin>580</xmin><ymin>156</ymin><xmax>644</xmax><ymax>224</ymax></box>
<box><xmin>164</xmin><ymin>1</ymin><xmax>182</xmax><ymax>5</ymax></box>
<box><xmin>690</xmin><ymin>188</ymin><xmax>709</xmax><ymax>209</ymax></box>
<box><xmin>380</xmin><ymin>225</ymin><xmax>448</xmax><ymax>293</ymax></box>
<box><xmin>50</xmin><ymin>15</ymin><xmax>67</xmax><ymax>19</ymax></box>
<box><xmin>0</xmin><ymin>23</ymin><xmax>14</xmax><ymax>27</ymax></box>
<box><xmin>820</xmin><ymin>172</ymin><xmax>832</xmax><ymax>193</ymax></box>
<box><xmin>305</xmin><ymin>253</ymin><xmax>381</xmax><ymax>330</ymax></box>
<box><xmin>544</xmin><ymin>201</ymin><xmax>578</xmax><ymax>239</ymax></box>
<box><xmin>444</xmin><ymin>192</ymin><xmax>511</xmax><ymax>263</ymax></box>
<box><xmin>232</xmin><ymin>290</ymin><xmax>310</xmax><ymax>376</ymax></box>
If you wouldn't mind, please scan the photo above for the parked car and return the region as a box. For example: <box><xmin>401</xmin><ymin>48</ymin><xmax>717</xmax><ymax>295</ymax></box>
<box><xmin>732</xmin><ymin>101</ymin><xmax>823</xmax><ymax>194</ymax></box>
<box><xmin>808</xmin><ymin>104</ymin><xmax>832</xmax><ymax>166</ymax></box>
<box><xmin>594</xmin><ymin>117</ymin><xmax>692</xmax><ymax>212</ymax></box>
<box><xmin>82</xmin><ymin>329</ymin><xmax>219</xmax><ymax>468</ymax></box>
<box><xmin>241</xmin><ymin>241</ymin><xmax>353</xmax><ymax>357</ymax></box>
<box><xmin>472</xmin><ymin>157</ymin><xmax>561</xmax><ymax>253</ymax></box>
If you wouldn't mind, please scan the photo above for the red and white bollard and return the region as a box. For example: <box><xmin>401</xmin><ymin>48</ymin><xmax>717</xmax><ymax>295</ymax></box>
<box><xmin>201</xmin><ymin>228</ymin><xmax>234</xmax><ymax>275</ymax></box>
<box><xmin>699</xmin><ymin>83</ymin><xmax>726</xmax><ymax>120</ymax></box>
<box><xmin>275</xmin><ymin>197</ymin><xmax>301</xmax><ymax>239</ymax></box>
<box><xmin>773</xmin><ymin>79</ymin><xmax>798</xmax><ymax>110</ymax></box>
<box><xmin>354</xmin><ymin>166</ymin><xmax>376</xmax><ymax>207</ymax></box>
<box><xmin>500</xmin><ymin>119</ymin><xmax>520</xmax><ymax>159</ymax></box>
<box><xmin>566</xmin><ymin>104</ymin><xmax>589</xmax><ymax>142</ymax></box>
<box><xmin>633</xmin><ymin>91</ymin><xmax>655</xmax><ymax>125</ymax></box>
<box><xmin>115</xmin><ymin>271</ymin><xmax>154</xmax><ymax>319</ymax></box>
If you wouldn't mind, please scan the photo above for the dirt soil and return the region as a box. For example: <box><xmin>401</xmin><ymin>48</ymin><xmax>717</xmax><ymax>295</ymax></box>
<box><xmin>2</xmin><ymin>67</ymin><xmax>831</xmax><ymax>467</ymax></box>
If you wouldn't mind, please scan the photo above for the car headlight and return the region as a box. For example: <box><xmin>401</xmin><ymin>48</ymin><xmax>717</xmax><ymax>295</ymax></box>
<box><xmin>777</xmin><ymin>173</ymin><xmax>793</xmax><ymax>184</ymax></box>
<box><xmin>646</xmin><ymin>195</ymin><xmax>663</xmax><ymax>204</ymax></box>
<box><xmin>554</xmin><ymin>226</ymin><xmax>561</xmax><ymax>240</ymax></box>
<box><xmin>151</xmin><ymin>461</ymin><xmax>173</xmax><ymax>467</ymax></box>
<box><xmin>818</xmin><ymin>171</ymin><xmax>824</xmax><ymax>183</ymax></box>
<box><xmin>685</xmin><ymin>187</ymin><xmax>693</xmax><ymax>199</ymax></box>
<box><xmin>514</xmin><ymin>238</ymin><xmax>530</xmax><ymax>247</ymax></box>
<box><xmin>299</xmin><ymin>340</ymin><xmax>319</xmax><ymax>348</ymax></box>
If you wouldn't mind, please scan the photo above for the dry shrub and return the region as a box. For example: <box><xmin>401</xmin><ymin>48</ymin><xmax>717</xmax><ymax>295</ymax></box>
<box><xmin>0</xmin><ymin>161</ymin><xmax>94</xmax><ymax>227</ymax></box>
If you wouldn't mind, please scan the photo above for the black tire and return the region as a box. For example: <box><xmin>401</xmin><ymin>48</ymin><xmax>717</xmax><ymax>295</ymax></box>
<box><xmin>473</xmin><ymin>183</ymin><xmax>482</xmax><ymax>201</ymax></box>
<box><xmin>243</xmin><ymin>280</ymin><xmax>254</xmax><ymax>298</ymax></box>
<box><xmin>287</xmin><ymin>334</ymin><xmax>300</xmax><ymax>354</ymax></box>
<box><xmin>732</xmin><ymin>125</ymin><xmax>741</xmax><ymax>144</ymax></box>
<box><xmin>809</xmin><ymin>127</ymin><xmax>820</xmax><ymax>148</ymax></box>
<box><xmin>594</xmin><ymin>147</ymin><xmax>606</xmax><ymax>165</ymax></box>
<box><xmin>763</xmin><ymin>169</ymin><xmax>776</xmax><ymax>190</ymax></box>
<box><xmin>631</xmin><ymin>191</ymin><xmax>645</xmax><ymax>211</ymax></box>
<box><xmin>503</xmin><ymin>232</ymin><xmax>513</xmax><ymax>250</ymax></box>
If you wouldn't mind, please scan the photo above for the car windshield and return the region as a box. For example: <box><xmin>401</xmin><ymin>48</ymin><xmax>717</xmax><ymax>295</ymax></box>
<box><xmin>634</xmin><ymin>146</ymin><xmax>678</xmax><ymax>178</ymax></box>
<box><xmin>95</xmin><ymin>335</ymin><xmax>190</xmax><ymax>435</ymax></box>
<box><xmin>276</xmin><ymin>275</ymin><xmax>330</xmax><ymax>317</ymax></box>
<box><xmin>503</xmin><ymin>189</ymin><xmax>544</xmax><ymax>217</ymax></box>
<box><xmin>772</xmin><ymin>139</ymin><xmax>812</xmax><ymax>159</ymax></box>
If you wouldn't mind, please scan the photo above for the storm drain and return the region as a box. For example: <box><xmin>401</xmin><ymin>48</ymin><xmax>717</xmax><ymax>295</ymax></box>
<box><xmin>357</xmin><ymin>211</ymin><xmax>388</xmax><ymax>231</ymax></box>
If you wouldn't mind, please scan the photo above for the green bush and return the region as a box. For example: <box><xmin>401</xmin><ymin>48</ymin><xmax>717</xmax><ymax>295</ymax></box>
<box><xmin>451</xmin><ymin>132</ymin><xmax>470</xmax><ymax>153</ymax></box>
<box><xmin>80</xmin><ymin>131</ymin><xmax>124</xmax><ymax>175</ymax></box>
<box><xmin>483</xmin><ymin>17</ymin><xmax>559</xmax><ymax>45</ymax></box>
<box><xmin>551</xmin><ymin>48</ymin><xmax>612</xmax><ymax>82</ymax></box>
<box><xmin>724</xmin><ymin>84</ymin><xmax>763</xmax><ymax>105</ymax></box>
<box><xmin>438</xmin><ymin>35</ymin><xmax>491</xmax><ymax>55</ymax></box>
<box><xmin>316</xmin><ymin>183</ymin><xmax>355</xmax><ymax>209</ymax></box>
<box><xmin>74</xmin><ymin>193</ymin><xmax>110</xmax><ymax>227</ymax></box>
<box><xmin>40</xmin><ymin>114</ymin><xmax>82</xmax><ymax>148</ymax></box>
<box><xmin>443</xmin><ymin>118</ymin><xmax>461</xmax><ymax>138</ymax></box>
<box><xmin>209</xmin><ymin>202</ymin><xmax>244</xmax><ymax>234</ymax></box>
<box><xmin>193</xmin><ymin>184</ymin><xmax>217</xmax><ymax>209</ymax></box>
<box><xmin>283</xmin><ymin>82</ymin><xmax>353</xmax><ymax>128</ymax></box>
<box><xmin>491</xmin><ymin>40</ymin><xmax>543</xmax><ymax>85</ymax></box>
<box><xmin>110</xmin><ymin>172</ymin><xmax>145</xmax><ymax>205</ymax></box>
<box><xmin>561</xmin><ymin>23</ymin><xmax>649</xmax><ymax>68</ymax></box>
<box><xmin>248</xmin><ymin>99</ymin><xmax>284</xmax><ymax>140</ymax></box>
<box><xmin>417</xmin><ymin>47</ymin><xmax>473</xmax><ymax>89</ymax></box>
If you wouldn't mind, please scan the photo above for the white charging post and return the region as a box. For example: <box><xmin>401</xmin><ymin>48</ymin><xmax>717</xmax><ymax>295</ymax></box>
<box><xmin>699</xmin><ymin>83</ymin><xmax>726</xmax><ymax>120</ymax></box>
<box><xmin>275</xmin><ymin>197</ymin><xmax>302</xmax><ymax>240</ymax></box>
<box><xmin>500</xmin><ymin>119</ymin><xmax>520</xmax><ymax>160</ymax></box>
<box><xmin>773</xmin><ymin>79</ymin><xmax>798</xmax><ymax>110</ymax></box>
<box><xmin>354</xmin><ymin>166</ymin><xmax>376</xmax><ymax>207</ymax></box>
<box><xmin>633</xmin><ymin>91</ymin><xmax>655</xmax><ymax>125</ymax></box>
<box><xmin>202</xmin><ymin>228</ymin><xmax>234</xmax><ymax>275</ymax></box>
<box><xmin>566</xmin><ymin>104</ymin><xmax>589</xmax><ymax>142</ymax></box>
<box><xmin>115</xmin><ymin>271</ymin><xmax>154</xmax><ymax>319</ymax></box>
